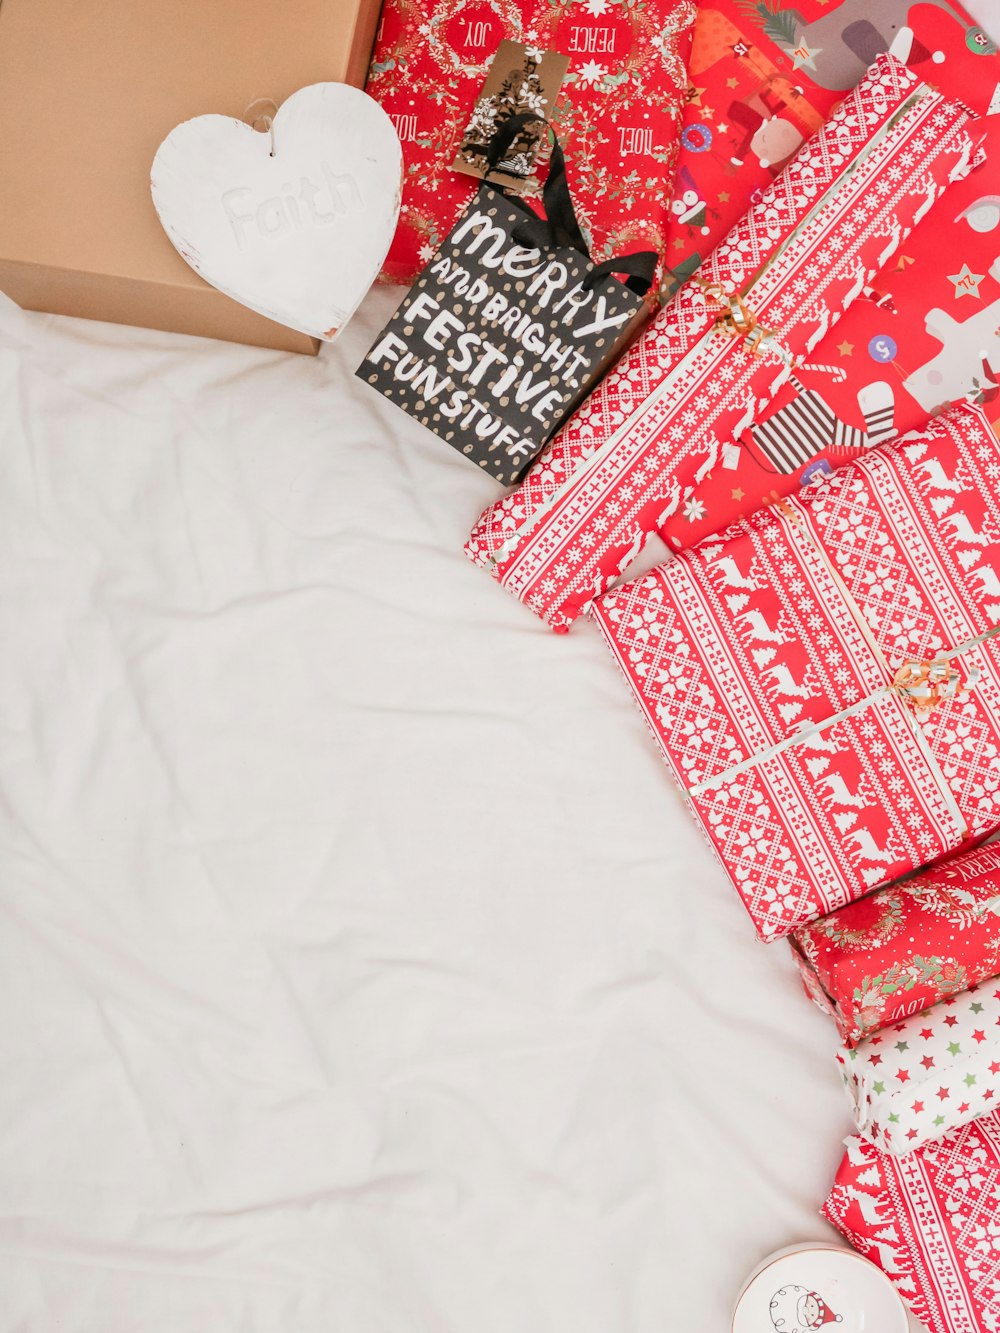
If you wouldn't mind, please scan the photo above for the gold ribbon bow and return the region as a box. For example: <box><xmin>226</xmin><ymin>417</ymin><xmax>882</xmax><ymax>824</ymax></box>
<box><xmin>892</xmin><ymin>655</ymin><xmax>979</xmax><ymax>718</ymax></box>
<box><xmin>694</xmin><ymin>278</ymin><xmax>790</xmax><ymax>361</ymax></box>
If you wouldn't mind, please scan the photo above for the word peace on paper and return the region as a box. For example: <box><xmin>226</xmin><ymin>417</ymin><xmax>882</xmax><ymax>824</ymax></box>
<box><xmin>358</xmin><ymin>188</ymin><xmax>642</xmax><ymax>485</ymax></box>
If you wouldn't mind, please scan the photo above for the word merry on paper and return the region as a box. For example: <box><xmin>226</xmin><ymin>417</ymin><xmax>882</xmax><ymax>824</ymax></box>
<box><xmin>358</xmin><ymin>188</ymin><xmax>642</xmax><ymax>484</ymax></box>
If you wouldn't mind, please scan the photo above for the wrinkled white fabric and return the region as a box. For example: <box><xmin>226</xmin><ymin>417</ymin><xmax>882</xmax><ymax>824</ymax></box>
<box><xmin>0</xmin><ymin>283</ymin><xmax>846</xmax><ymax>1332</ymax></box>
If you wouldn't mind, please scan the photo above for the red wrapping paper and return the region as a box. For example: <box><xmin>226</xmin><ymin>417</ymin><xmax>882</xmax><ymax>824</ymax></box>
<box><xmin>663</xmin><ymin>0</ymin><xmax>1000</xmax><ymax>295</ymax></box>
<box><xmin>591</xmin><ymin>403</ymin><xmax>1000</xmax><ymax>941</ymax></box>
<box><xmin>659</xmin><ymin>113</ymin><xmax>1000</xmax><ymax>554</ymax></box>
<box><xmin>366</xmin><ymin>0</ymin><xmax>696</xmax><ymax>286</ymax></box>
<box><xmin>824</xmin><ymin>1116</ymin><xmax>1000</xmax><ymax>1333</ymax></box>
<box><xmin>465</xmin><ymin>56</ymin><xmax>981</xmax><ymax>633</ymax></box>
<box><xmin>791</xmin><ymin>842</ymin><xmax>1000</xmax><ymax>1046</ymax></box>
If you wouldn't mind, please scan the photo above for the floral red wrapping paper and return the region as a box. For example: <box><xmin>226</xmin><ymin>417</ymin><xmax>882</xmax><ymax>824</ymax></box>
<box><xmin>465</xmin><ymin>56</ymin><xmax>980</xmax><ymax>633</ymax></box>
<box><xmin>791</xmin><ymin>842</ymin><xmax>1000</xmax><ymax>1046</ymax></box>
<box><xmin>825</xmin><ymin>1115</ymin><xmax>1000</xmax><ymax>1333</ymax></box>
<box><xmin>366</xmin><ymin>0</ymin><xmax>696</xmax><ymax>286</ymax></box>
<box><xmin>590</xmin><ymin>403</ymin><xmax>1000</xmax><ymax>941</ymax></box>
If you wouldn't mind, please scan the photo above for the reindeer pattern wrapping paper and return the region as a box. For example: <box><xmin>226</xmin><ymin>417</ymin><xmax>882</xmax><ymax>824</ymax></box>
<box><xmin>825</xmin><ymin>1115</ymin><xmax>1000</xmax><ymax>1333</ymax></box>
<box><xmin>590</xmin><ymin>403</ymin><xmax>1000</xmax><ymax>941</ymax></box>
<box><xmin>838</xmin><ymin>981</ymin><xmax>1000</xmax><ymax>1157</ymax></box>
<box><xmin>791</xmin><ymin>842</ymin><xmax>1000</xmax><ymax>1046</ymax></box>
<box><xmin>465</xmin><ymin>56</ymin><xmax>981</xmax><ymax>633</ymax></box>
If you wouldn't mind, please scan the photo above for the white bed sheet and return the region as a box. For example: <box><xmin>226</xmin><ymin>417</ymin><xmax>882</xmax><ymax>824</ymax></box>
<box><xmin>9</xmin><ymin>12</ymin><xmax>998</xmax><ymax>1312</ymax></box>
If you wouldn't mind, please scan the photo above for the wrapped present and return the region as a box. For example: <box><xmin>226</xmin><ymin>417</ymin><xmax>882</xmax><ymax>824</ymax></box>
<box><xmin>838</xmin><ymin>981</ymin><xmax>1000</xmax><ymax>1156</ymax></box>
<box><xmin>366</xmin><ymin>0</ymin><xmax>696</xmax><ymax>286</ymax></box>
<box><xmin>792</xmin><ymin>842</ymin><xmax>1000</xmax><ymax>1046</ymax></box>
<box><xmin>590</xmin><ymin>402</ymin><xmax>1000</xmax><ymax>941</ymax></box>
<box><xmin>662</xmin><ymin>0</ymin><xmax>1000</xmax><ymax>297</ymax></box>
<box><xmin>465</xmin><ymin>56</ymin><xmax>981</xmax><ymax>633</ymax></box>
<box><xmin>658</xmin><ymin>113</ymin><xmax>1000</xmax><ymax>552</ymax></box>
<box><xmin>824</xmin><ymin>1115</ymin><xmax>1000</xmax><ymax>1333</ymax></box>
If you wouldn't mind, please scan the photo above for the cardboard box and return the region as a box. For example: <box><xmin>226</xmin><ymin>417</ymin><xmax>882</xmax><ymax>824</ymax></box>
<box><xmin>0</xmin><ymin>0</ymin><xmax>382</xmax><ymax>353</ymax></box>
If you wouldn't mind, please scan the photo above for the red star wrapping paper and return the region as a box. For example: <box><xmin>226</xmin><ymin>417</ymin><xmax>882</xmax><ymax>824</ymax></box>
<box><xmin>791</xmin><ymin>842</ymin><xmax>1000</xmax><ymax>1047</ymax></box>
<box><xmin>838</xmin><ymin>981</ymin><xmax>1000</xmax><ymax>1156</ymax></box>
<box><xmin>590</xmin><ymin>403</ymin><xmax>1000</xmax><ymax>941</ymax></box>
<box><xmin>366</xmin><ymin>0</ymin><xmax>696</xmax><ymax>286</ymax></box>
<box><xmin>465</xmin><ymin>57</ymin><xmax>980</xmax><ymax>633</ymax></box>
<box><xmin>825</xmin><ymin>1115</ymin><xmax>1000</xmax><ymax>1333</ymax></box>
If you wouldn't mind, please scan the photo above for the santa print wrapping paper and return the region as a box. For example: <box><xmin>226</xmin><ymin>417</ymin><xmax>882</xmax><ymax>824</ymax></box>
<box><xmin>663</xmin><ymin>0</ymin><xmax>1000</xmax><ymax>295</ymax></box>
<box><xmin>590</xmin><ymin>402</ymin><xmax>1000</xmax><ymax>941</ymax></box>
<box><xmin>838</xmin><ymin>981</ymin><xmax>1000</xmax><ymax>1157</ymax></box>
<box><xmin>661</xmin><ymin>112</ymin><xmax>1000</xmax><ymax>552</ymax></box>
<box><xmin>465</xmin><ymin>56</ymin><xmax>980</xmax><ymax>634</ymax></box>
<box><xmin>792</xmin><ymin>842</ymin><xmax>1000</xmax><ymax>1047</ymax></box>
<box><xmin>366</xmin><ymin>0</ymin><xmax>696</xmax><ymax>286</ymax></box>
<box><xmin>825</xmin><ymin>1117</ymin><xmax>1000</xmax><ymax>1333</ymax></box>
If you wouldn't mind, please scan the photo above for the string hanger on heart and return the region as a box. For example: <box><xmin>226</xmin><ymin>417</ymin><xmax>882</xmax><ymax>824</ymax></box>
<box><xmin>243</xmin><ymin>97</ymin><xmax>279</xmax><ymax>157</ymax></box>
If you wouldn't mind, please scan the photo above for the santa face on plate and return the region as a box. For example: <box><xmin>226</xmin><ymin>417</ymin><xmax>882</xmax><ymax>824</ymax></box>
<box><xmin>770</xmin><ymin>1284</ymin><xmax>843</xmax><ymax>1332</ymax></box>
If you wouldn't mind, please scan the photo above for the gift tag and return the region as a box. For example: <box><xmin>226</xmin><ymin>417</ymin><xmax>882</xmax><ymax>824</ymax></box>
<box><xmin>151</xmin><ymin>83</ymin><xmax>402</xmax><ymax>341</ymax></box>
<box><xmin>452</xmin><ymin>41</ymin><xmax>570</xmax><ymax>195</ymax></box>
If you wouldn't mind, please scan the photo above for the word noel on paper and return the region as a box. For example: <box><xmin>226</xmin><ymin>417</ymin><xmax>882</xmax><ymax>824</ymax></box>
<box><xmin>358</xmin><ymin>190</ymin><xmax>642</xmax><ymax>485</ymax></box>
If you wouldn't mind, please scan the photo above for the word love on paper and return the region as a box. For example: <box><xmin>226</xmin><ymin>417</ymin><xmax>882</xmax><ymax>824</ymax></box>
<box><xmin>151</xmin><ymin>83</ymin><xmax>402</xmax><ymax>341</ymax></box>
<box><xmin>358</xmin><ymin>188</ymin><xmax>643</xmax><ymax>485</ymax></box>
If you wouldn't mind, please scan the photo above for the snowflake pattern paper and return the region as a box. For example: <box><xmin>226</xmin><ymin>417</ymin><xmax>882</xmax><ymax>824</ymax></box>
<box><xmin>791</xmin><ymin>842</ymin><xmax>1000</xmax><ymax>1046</ymax></box>
<box><xmin>591</xmin><ymin>404</ymin><xmax>1000</xmax><ymax>941</ymax></box>
<box><xmin>465</xmin><ymin>57</ymin><xmax>980</xmax><ymax>633</ymax></box>
<box><xmin>825</xmin><ymin>1115</ymin><xmax>1000</xmax><ymax>1333</ymax></box>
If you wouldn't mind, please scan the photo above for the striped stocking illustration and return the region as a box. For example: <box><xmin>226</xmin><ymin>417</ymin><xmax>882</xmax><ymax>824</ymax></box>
<box><xmin>748</xmin><ymin>373</ymin><xmax>897</xmax><ymax>474</ymax></box>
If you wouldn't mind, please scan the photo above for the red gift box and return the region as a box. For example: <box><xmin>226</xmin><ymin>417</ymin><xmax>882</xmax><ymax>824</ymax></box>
<box><xmin>658</xmin><ymin>112</ymin><xmax>1000</xmax><ymax>553</ymax></box>
<box><xmin>366</xmin><ymin>0</ymin><xmax>696</xmax><ymax>286</ymax></box>
<box><xmin>825</xmin><ymin>1116</ymin><xmax>1000</xmax><ymax>1333</ymax></box>
<box><xmin>791</xmin><ymin>841</ymin><xmax>1000</xmax><ymax>1045</ymax></box>
<box><xmin>591</xmin><ymin>403</ymin><xmax>1000</xmax><ymax>940</ymax></box>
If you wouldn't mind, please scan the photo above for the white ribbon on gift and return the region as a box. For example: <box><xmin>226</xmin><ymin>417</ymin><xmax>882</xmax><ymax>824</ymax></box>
<box><xmin>684</xmin><ymin>498</ymin><xmax>1000</xmax><ymax>828</ymax></box>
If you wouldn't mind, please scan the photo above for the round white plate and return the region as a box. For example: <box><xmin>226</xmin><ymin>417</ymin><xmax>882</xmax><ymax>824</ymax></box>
<box><xmin>733</xmin><ymin>1243</ymin><xmax>909</xmax><ymax>1333</ymax></box>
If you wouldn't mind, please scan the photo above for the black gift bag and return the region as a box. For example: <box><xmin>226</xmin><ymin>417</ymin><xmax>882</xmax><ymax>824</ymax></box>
<box><xmin>357</xmin><ymin>115</ymin><xmax>657</xmax><ymax>486</ymax></box>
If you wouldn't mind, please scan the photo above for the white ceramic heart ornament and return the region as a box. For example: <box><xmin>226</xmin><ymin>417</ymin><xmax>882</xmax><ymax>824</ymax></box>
<box><xmin>151</xmin><ymin>83</ymin><xmax>402</xmax><ymax>341</ymax></box>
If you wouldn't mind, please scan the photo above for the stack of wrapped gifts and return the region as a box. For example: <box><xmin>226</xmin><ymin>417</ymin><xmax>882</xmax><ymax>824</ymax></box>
<box><xmin>459</xmin><ymin>35</ymin><xmax>1000</xmax><ymax>1333</ymax></box>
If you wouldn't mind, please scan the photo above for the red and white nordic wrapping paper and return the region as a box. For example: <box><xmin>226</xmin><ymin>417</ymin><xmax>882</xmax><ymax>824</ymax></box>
<box><xmin>792</xmin><ymin>842</ymin><xmax>1000</xmax><ymax>1047</ymax></box>
<box><xmin>825</xmin><ymin>1116</ymin><xmax>1000</xmax><ymax>1333</ymax></box>
<box><xmin>591</xmin><ymin>402</ymin><xmax>1000</xmax><ymax>941</ymax></box>
<box><xmin>838</xmin><ymin>981</ymin><xmax>1000</xmax><ymax>1157</ymax></box>
<box><xmin>465</xmin><ymin>56</ymin><xmax>981</xmax><ymax>633</ymax></box>
<box><xmin>367</xmin><ymin>0</ymin><xmax>696</xmax><ymax>287</ymax></box>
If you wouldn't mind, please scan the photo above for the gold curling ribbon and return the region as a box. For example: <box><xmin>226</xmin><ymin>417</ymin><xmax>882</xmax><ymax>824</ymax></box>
<box><xmin>694</xmin><ymin>278</ymin><xmax>788</xmax><ymax>360</ymax></box>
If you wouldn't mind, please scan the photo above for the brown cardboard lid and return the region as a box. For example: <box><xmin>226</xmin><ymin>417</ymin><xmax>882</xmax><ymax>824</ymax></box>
<box><xmin>0</xmin><ymin>0</ymin><xmax>380</xmax><ymax>287</ymax></box>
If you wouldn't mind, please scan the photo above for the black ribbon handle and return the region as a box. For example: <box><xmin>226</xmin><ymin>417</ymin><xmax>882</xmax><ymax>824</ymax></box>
<box><xmin>481</xmin><ymin>112</ymin><xmax>657</xmax><ymax>297</ymax></box>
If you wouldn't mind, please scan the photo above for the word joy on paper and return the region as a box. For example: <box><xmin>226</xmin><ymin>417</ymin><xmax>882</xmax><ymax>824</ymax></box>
<box><xmin>151</xmin><ymin>83</ymin><xmax>401</xmax><ymax>341</ymax></box>
<box><xmin>359</xmin><ymin>189</ymin><xmax>642</xmax><ymax>484</ymax></box>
